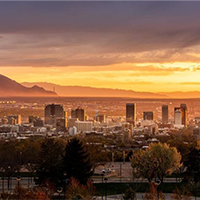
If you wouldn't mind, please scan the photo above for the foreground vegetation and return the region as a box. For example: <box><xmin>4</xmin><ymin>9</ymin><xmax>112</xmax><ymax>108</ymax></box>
<box><xmin>0</xmin><ymin>126</ymin><xmax>199</xmax><ymax>199</ymax></box>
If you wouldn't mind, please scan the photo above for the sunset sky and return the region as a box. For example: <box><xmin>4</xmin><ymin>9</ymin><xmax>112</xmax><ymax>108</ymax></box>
<box><xmin>1</xmin><ymin>2</ymin><xmax>200</xmax><ymax>92</ymax></box>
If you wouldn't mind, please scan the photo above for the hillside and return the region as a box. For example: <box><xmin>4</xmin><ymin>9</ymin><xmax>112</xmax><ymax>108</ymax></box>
<box><xmin>0</xmin><ymin>74</ymin><xmax>57</xmax><ymax>97</ymax></box>
<box><xmin>22</xmin><ymin>82</ymin><xmax>167</xmax><ymax>98</ymax></box>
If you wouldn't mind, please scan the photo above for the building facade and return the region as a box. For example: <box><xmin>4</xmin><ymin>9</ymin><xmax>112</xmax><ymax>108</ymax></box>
<box><xmin>143</xmin><ymin>111</ymin><xmax>153</xmax><ymax>120</ymax></box>
<box><xmin>162</xmin><ymin>105</ymin><xmax>168</xmax><ymax>123</ymax></box>
<box><xmin>45</xmin><ymin>104</ymin><xmax>65</xmax><ymax>126</ymax></box>
<box><xmin>71</xmin><ymin>107</ymin><xmax>85</xmax><ymax>121</ymax></box>
<box><xmin>126</xmin><ymin>103</ymin><xmax>136</xmax><ymax>125</ymax></box>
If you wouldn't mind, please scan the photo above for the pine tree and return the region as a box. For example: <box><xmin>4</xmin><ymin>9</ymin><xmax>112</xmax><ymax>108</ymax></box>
<box><xmin>63</xmin><ymin>137</ymin><xmax>94</xmax><ymax>184</ymax></box>
<box><xmin>37</xmin><ymin>138</ymin><xmax>65</xmax><ymax>184</ymax></box>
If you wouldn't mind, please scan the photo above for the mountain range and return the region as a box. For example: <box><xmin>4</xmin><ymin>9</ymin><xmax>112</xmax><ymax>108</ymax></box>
<box><xmin>22</xmin><ymin>82</ymin><xmax>169</xmax><ymax>98</ymax></box>
<box><xmin>1</xmin><ymin>74</ymin><xmax>200</xmax><ymax>98</ymax></box>
<box><xmin>22</xmin><ymin>82</ymin><xmax>200</xmax><ymax>99</ymax></box>
<box><xmin>0</xmin><ymin>74</ymin><xmax>57</xmax><ymax>97</ymax></box>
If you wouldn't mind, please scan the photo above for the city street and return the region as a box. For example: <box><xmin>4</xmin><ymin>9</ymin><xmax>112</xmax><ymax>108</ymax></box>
<box><xmin>0</xmin><ymin>162</ymin><xmax>183</xmax><ymax>193</ymax></box>
<box><xmin>93</xmin><ymin>162</ymin><xmax>182</xmax><ymax>183</ymax></box>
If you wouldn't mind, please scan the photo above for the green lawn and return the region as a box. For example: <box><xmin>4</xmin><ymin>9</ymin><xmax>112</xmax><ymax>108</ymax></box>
<box><xmin>94</xmin><ymin>182</ymin><xmax>191</xmax><ymax>196</ymax></box>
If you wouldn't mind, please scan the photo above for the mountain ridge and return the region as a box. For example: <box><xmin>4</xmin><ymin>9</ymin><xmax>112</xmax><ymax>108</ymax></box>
<box><xmin>21</xmin><ymin>82</ymin><xmax>200</xmax><ymax>98</ymax></box>
<box><xmin>21</xmin><ymin>82</ymin><xmax>167</xmax><ymax>98</ymax></box>
<box><xmin>0</xmin><ymin>74</ymin><xmax>57</xmax><ymax>97</ymax></box>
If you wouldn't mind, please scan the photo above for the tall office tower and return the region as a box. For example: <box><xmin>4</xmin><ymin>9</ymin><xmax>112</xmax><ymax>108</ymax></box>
<box><xmin>56</xmin><ymin>118</ymin><xmax>67</xmax><ymax>132</ymax></box>
<box><xmin>45</xmin><ymin>104</ymin><xmax>64</xmax><ymax>125</ymax></box>
<box><xmin>94</xmin><ymin>114</ymin><xmax>106</xmax><ymax>123</ymax></box>
<box><xmin>174</xmin><ymin>104</ymin><xmax>188</xmax><ymax>126</ymax></box>
<box><xmin>174</xmin><ymin>109</ymin><xmax>182</xmax><ymax>126</ymax></box>
<box><xmin>162</xmin><ymin>105</ymin><xmax>168</xmax><ymax>123</ymax></box>
<box><xmin>1</xmin><ymin>117</ymin><xmax>8</xmax><ymax>125</ymax></box>
<box><xmin>143</xmin><ymin>111</ymin><xmax>153</xmax><ymax>120</ymax></box>
<box><xmin>29</xmin><ymin>116</ymin><xmax>40</xmax><ymax>123</ymax></box>
<box><xmin>33</xmin><ymin>118</ymin><xmax>44</xmax><ymax>127</ymax></box>
<box><xmin>180</xmin><ymin>103</ymin><xmax>188</xmax><ymax>126</ymax></box>
<box><xmin>126</xmin><ymin>103</ymin><xmax>136</xmax><ymax>126</ymax></box>
<box><xmin>71</xmin><ymin>107</ymin><xmax>85</xmax><ymax>121</ymax></box>
<box><xmin>7</xmin><ymin>115</ymin><xmax>21</xmax><ymax>125</ymax></box>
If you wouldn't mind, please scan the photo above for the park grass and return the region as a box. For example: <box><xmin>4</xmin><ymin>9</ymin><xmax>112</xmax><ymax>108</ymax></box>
<box><xmin>94</xmin><ymin>182</ymin><xmax>189</xmax><ymax>196</ymax></box>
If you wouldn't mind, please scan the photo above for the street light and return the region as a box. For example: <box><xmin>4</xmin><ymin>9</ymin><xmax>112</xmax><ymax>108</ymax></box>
<box><xmin>90</xmin><ymin>179</ymin><xmax>94</xmax><ymax>196</ymax></box>
<box><xmin>2</xmin><ymin>177</ymin><xmax>5</xmax><ymax>193</ymax></box>
<box><xmin>16</xmin><ymin>176</ymin><xmax>21</xmax><ymax>200</ymax></box>
<box><xmin>57</xmin><ymin>187</ymin><xmax>63</xmax><ymax>199</ymax></box>
<box><xmin>119</xmin><ymin>162</ymin><xmax>122</xmax><ymax>183</ymax></box>
<box><xmin>63</xmin><ymin>171</ymin><xmax>67</xmax><ymax>200</ymax></box>
<box><xmin>27</xmin><ymin>162</ymin><xmax>30</xmax><ymax>190</ymax></box>
<box><xmin>194</xmin><ymin>171</ymin><xmax>198</xmax><ymax>200</ymax></box>
<box><xmin>104</xmin><ymin>178</ymin><xmax>108</xmax><ymax>200</ymax></box>
<box><xmin>101</xmin><ymin>173</ymin><xmax>104</xmax><ymax>200</ymax></box>
<box><xmin>153</xmin><ymin>161</ymin><xmax>161</xmax><ymax>200</ymax></box>
<box><xmin>7</xmin><ymin>166</ymin><xmax>11</xmax><ymax>191</ymax></box>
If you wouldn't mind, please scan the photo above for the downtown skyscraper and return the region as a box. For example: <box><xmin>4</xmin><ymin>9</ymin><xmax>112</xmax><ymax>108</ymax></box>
<box><xmin>126</xmin><ymin>103</ymin><xmax>136</xmax><ymax>126</ymax></box>
<box><xmin>162</xmin><ymin>105</ymin><xmax>168</xmax><ymax>124</ymax></box>
<box><xmin>45</xmin><ymin>104</ymin><xmax>65</xmax><ymax>125</ymax></box>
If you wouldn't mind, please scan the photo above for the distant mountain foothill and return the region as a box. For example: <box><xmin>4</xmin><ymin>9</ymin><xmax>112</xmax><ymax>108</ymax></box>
<box><xmin>0</xmin><ymin>74</ymin><xmax>57</xmax><ymax>97</ymax></box>
<box><xmin>22</xmin><ymin>82</ymin><xmax>200</xmax><ymax>99</ymax></box>
<box><xmin>0</xmin><ymin>74</ymin><xmax>200</xmax><ymax>98</ymax></box>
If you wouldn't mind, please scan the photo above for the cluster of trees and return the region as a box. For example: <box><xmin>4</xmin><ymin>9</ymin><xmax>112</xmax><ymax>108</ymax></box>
<box><xmin>0</xmin><ymin>135</ymin><xmax>133</xmax><ymax>180</ymax></box>
<box><xmin>37</xmin><ymin>137</ymin><xmax>94</xmax><ymax>186</ymax></box>
<box><xmin>0</xmin><ymin>127</ymin><xmax>199</xmax><ymax>198</ymax></box>
<box><xmin>2</xmin><ymin>184</ymin><xmax>50</xmax><ymax>200</ymax></box>
<box><xmin>0</xmin><ymin>178</ymin><xmax>96</xmax><ymax>200</ymax></box>
<box><xmin>0</xmin><ymin>137</ymin><xmax>95</xmax><ymax>199</ymax></box>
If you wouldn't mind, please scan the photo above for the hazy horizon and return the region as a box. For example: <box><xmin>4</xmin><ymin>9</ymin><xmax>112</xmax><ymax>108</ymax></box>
<box><xmin>1</xmin><ymin>2</ymin><xmax>200</xmax><ymax>93</ymax></box>
<box><xmin>20</xmin><ymin>80</ymin><xmax>200</xmax><ymax>94</ymax></box>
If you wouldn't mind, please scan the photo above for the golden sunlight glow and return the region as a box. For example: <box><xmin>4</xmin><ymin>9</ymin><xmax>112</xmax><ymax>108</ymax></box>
<box><xmin>1</xmin><ymin>62</ymin><xmax>200</xmax><ymax>92</ymax></box>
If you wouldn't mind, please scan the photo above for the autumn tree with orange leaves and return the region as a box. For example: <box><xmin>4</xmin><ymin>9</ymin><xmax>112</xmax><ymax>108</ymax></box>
<box><xmin>131</xmin><ymin>143</ymin><xmax>182</xmax><ymax>183</ymax></box>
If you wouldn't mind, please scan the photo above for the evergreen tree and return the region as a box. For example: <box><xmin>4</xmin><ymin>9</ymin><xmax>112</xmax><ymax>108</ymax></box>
<box><xmin>37</xmin><ymin>138</ymin><xmax>65</xmax><ymax>184</ymax></box>
<box><xmin>184</xmin><ymin>147</ymin><xmax>200</xmax><ymax>182</ymax></box>
<box><xmin>63</xmin><ymin>137</ymin><xmax>94</xmax><ymax>184</ymax></box>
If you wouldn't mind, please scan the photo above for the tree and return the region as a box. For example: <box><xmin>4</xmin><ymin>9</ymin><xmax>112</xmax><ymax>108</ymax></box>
<box><xmin>5</xmin><ymin>184</ymin><xmax>50</xmax><ymax>200</ymax></box>
<box><xmin>65</xmin><ymin>177</ymin><xmax>95</xmax><ymax>200</ymax></box>
<box><xmin>123</xmin><ymin>187</ymin><xmax>137</xmax><ymax>200</ymax></box>
<box><xmin>63</xmin><ymin>137</ymin><xmax>94</xmax><ymax>184</ymax></box>
<box><xmin>0</xmin><ymin>141</ymin><xmax>22</xmax><ymax>190</ymax></box>
<box><xmin>37</xmin><ymin>138</ymin><xmax>65</xmax><ymax>184</ymax></box>
<box><xmin>184</xmin><ymin>147</ymin><xmax>200</xmax><ymax>182</ymax></box>
<box><xmin>86</xmin><ymin>144</ymin><xmax>110</xmax><ymax>166</ymax></box>
<box><xmin>143</xmin><ymin>182</ymin><xmax>165</xmax><ymax>200</ymax></box>
<box><xmin>170</xmin><ymin>187</ymin><xmax>191</xmax><ymax>200</ymax></box>
<box><xmin>22</xmin><ymin>138</ymin><xmax>41</xmax><ymax>166</ymax></box>
<box><xmin>0</xmin><ymin>141</ymin><xmax>21</xmax><ymax>171</ymax></box>
<box><xmin>131</xmin><ymin>143</ymin><xmax>182</xmax><ymax>183</ymax></box>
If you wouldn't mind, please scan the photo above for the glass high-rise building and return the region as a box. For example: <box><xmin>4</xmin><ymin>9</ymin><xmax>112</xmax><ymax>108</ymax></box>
<box><xmin>71</xmin><ymin>107</ymin><xmax>85</xmax><ymax>121</ymax></box>
<box><xmin>126</xmin><ymin>103</ymin><xmax>136</xmax><ymax>125</ymax></box>
<box><xmin>45</xmin><ymin>104</ymin><xmax>64</xmax><ymax>125</ymax></box>
<box><xmin>174</xmin><ymin>103</ymin><xmax>188</xmax><ymax>126</ymax></box>
<box><xmin>143</xmin><ymin>111</ymin><xmax>153</xmax><ymax>120</ymax></box>
<box><xmin>162</xmin><ymin>105</ymin><xmax>168</xmax><ymax>123</ymax></box>
<box><xmin>180</xmin><ymin>103</ymin><xmax>188</xmax><ymax>126</ymax></box>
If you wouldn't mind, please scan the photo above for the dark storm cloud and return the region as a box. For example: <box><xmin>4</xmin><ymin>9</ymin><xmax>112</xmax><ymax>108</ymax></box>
<box><xmin>1</xmin><ymin>1</ymin><xmax>200</xmax><ymax>67</ymax></box>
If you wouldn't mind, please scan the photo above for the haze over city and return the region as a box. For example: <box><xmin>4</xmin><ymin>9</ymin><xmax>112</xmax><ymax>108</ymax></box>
<box><xmin>1</xmin><ymin>2</ymin><xmax>200</xmax><ymax>200</ymax></box>
<box><xmin>1</xmin><ymin>2</ymin><xmax>200</xmax><ymax>93</ymax></box>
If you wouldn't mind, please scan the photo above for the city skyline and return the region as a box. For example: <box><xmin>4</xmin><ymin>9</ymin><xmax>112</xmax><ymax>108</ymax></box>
<box><xmin>1</xmin><ymin>2</ymin><xmax>200</xmax><ymax>92</ymax></box>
